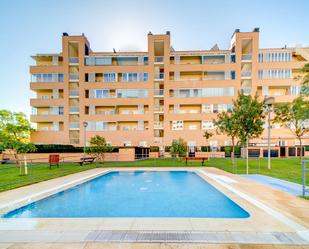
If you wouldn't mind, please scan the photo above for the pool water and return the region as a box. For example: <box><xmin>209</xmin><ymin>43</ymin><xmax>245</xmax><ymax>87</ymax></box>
<box><xmin>3</xmin><ymin>171</ymin><xmax>249</xmax><ymax>218</ymax></box>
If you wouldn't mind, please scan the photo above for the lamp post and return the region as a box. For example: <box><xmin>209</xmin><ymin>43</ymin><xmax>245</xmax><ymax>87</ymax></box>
<box><xmin>83</xmin><ymin>121</ymin><xmax>88</xmax><ymax>158</ymax></box>
<box><xmin>264</xmin><ymin>97</ymin><xmax>275</xmax><ymax>170</ymax></box>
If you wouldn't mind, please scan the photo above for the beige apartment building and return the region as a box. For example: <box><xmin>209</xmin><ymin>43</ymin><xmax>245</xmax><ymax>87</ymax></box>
<box><xmin>30</xmin><ymin>28</ymin><xmax>309</xmax><ymax>154</ymax></box>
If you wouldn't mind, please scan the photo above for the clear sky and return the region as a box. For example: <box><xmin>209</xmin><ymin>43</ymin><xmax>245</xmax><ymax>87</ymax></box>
<box><xmin>0</xmin><ymin>0</ymin><xmax>308</xmax><ymax>116</ymax></box>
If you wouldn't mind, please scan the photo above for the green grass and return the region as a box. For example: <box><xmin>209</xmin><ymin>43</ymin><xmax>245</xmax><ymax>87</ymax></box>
<box><xmin>0</xmin><ymin>157</ymin><xmax>308</xmax><ymax>193</ymax></box>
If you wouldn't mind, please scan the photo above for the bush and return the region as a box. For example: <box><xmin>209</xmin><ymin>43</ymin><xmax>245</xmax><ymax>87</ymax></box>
<box><xmin>165</xmin><ymin>146</ymin><xmax>171</xmax><ymax>152</ymax></box>
<box><xmin>150</xmin><ymin>146</ymin><xmax>159</xmax><ymax>152</ymax></box>
<box><xmin>305</xmin><ymin>145</ymin><xmax>309</xmax><ymax>151</ymax></box>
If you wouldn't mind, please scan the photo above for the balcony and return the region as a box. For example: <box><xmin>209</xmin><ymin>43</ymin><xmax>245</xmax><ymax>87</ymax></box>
<box><xmin>154</xmin><ymin>73</ymin><xmax>164</xmax><ymax>80</ymax></box>
<box><xmin>241</xmin><ymin>71</ymin><xmax>252</xmax><ymax>78</ymax></box>
<box><xmin>154</xmin><ymin>89</ymin><xmax>164</xmax><ymax>97</ymax></box>
<box><xmin>241</xmin><ymin>54</ymin><xmax>252</xmax><ymax>61</ymax></box>
<box><xmin>69</xmin><ymin>90</ymin><xmax>79</xmax><ymax>98</ymax></box>
<box><xmin>69</xmin><ymin>122</ymin><xmax>80</xmax><ymax>130</ymax></box>
<box><xmin>69</xmin><ymin>73</ymin><xmax>79</xmax><ymax>81</ymax></box>
<box><xmin>154</xmin><ymin>137</ymin><xmax>163</xmax><ymax>144</ymax></box>
<box><xmin>154</xmin><ymin>105</ymin><xmax>164</xmax><ymax>113</ymax></box>
<box><xmin>69</xmin><ymin>106</ymin><xmax>80</xmax><ymax>113</ymax></box>
<box><xmin>154</xmin><ymin>121</ymin><xmax>164</xmax><ymax>129</ymax></box>
<box><xmin>69</xmin><ymin>57</ymin><xmax>79</xmax><ymax>65</ymax></box>
<box><xmin>154</xmin><ymin>56</ymin><xmax>164</xmax><ymax>64</ymax></box>
<box><xmin>70</xmin><ymin>138</ymin><xmax>80</xmax><ymax>144</ymax></box>
<box><xmin>241</xmin><ymin>87</ymin><xmax>252</xmax><ymax>95</ymax></box>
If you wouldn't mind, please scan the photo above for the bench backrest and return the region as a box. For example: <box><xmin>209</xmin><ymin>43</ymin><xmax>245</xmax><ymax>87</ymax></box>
<box><xmin>49</xmin><ymin>154</ymin><xmax>60</xmax><ymax>164</ymax></box>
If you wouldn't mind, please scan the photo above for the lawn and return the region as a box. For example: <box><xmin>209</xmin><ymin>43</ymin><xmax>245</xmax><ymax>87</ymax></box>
<box><xmin>0</xmin><ymin>157</ymin><xmax>307</xmax><ymax>193</ymax></box>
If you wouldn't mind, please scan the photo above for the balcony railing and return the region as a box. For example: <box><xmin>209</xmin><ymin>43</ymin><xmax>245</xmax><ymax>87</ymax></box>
<box><xmin>69</xmin><ymin>106</ymin><xmax>80</xmax><ymax>113</ymax></box>
<box><xmin>154</xmin><ymin>56</ymin><xmax>164</xmax><ymax>63</ymax></box>
<box><xmin>154</xmin><ymin>73</ymin><xmax>164</xmax><ymax>80</ymax></box>
<box><xmin>241</xmin><ymin>87</ymin><xmax>252</xmax><ymax>95</ymax></box>
<box><xmin>241</xmin><ymin>54</ymin><xmax>252</xmax><ymax>61</ymax></box>
<box><xmin>97</xmin><ymin>110</ymin><xmax>116</xmax><ymax>115</ymax></box>
<box><xmin>69</xmin><ymin>73</ymin><xmax>79</xmax><ymax>81</ymax></box>
<box><xmin>70</xmin><ymin>138</ymin><xmax>80</xmax><ymax>144</ymax></box>
<box><xmin>69</xmin><ymin>122</ymin><xmax>80</xmax><ymax>129</ymax></box>
<box><xmin>241</xmin><ymin>71</ymin><xmax>252</xmax><ymax>77</ymax></box>
<box><xmin>154</xmin><ymin>105</ymin><xmax>164</xmax><ymax>112</ymax></box>
<box><xmin>154</xmin><ymin>89</ymin><xmax>164</xmax><ymax>96</ymax></box>
<box><xmin>69</xmin><ymin>90</ymin><xmax>79</xmax><ymax>97</ymax></box>
<box><xmin>154</xmin><ymin>121</ymin><xmax>164</xmax><ymax>129</ymax></box>
<box><xmin>69</xmin><ymin>57</ymin><xmax>79</xmax><ymax>64</ymax></box>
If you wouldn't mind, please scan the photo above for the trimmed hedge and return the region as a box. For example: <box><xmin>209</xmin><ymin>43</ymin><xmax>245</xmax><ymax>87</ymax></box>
<box><xmin>33</xmin><ymin>144</ymin><xmax>119</xmax><ymax>153</ymax></box>
<box><xmin>150</xmin><ymin>146</ymin><xmax>159</xmax><ymax>152</ymax></box>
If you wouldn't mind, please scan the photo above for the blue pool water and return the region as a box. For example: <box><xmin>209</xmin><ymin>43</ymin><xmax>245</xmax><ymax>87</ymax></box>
<box><xmin>3</xmin><ymin>171</ymin><xmax>249</xmax><ymax>218</ymax></box>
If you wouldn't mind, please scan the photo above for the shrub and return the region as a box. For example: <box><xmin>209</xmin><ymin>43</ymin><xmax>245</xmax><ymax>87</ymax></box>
<box><xmin>150</xmin><ymin>146</ymin><xmax>159</xmax><ymax>152</ymax></box>
<box><xmin>201</xmin><ymin>146</ymin><xmax>210</xmax><ymax>152</ymax></box>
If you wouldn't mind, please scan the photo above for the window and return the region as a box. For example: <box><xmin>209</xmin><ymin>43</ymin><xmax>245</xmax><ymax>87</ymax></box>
<box><xmin>172</xmin><ymin>120</ymin><xmax>183</xmax><ymax>130</ymax></box>
<box><xmin>95</xmin><ymin>89</ymin><xmax>110</xmax><ymax>98</ymax></box>
<box><xmin>103</xmin><ymin>73</ymin><xmax>117</xmax><ymax>82</ymax></box>
<box><xmin>116</xmin><ymin>89</ymin><xmax>148</xmax><ymax>98</ymax></box>
<box><xmin>32</xmin><ymin>73</ymin><xmax>63</xmax><ymax>82</ymax></box>
<box><xmin>231</xmin><ymin>71</ymin><xmax>236</xmax><ymax>80</ymax></box>
<box><xmin>258</xmin><ymin>69</ymin><xmax>291</xmax><ymax>79</ymax></box>
<box><xmin>258</xmin><ymin>52</ymin><xmax>291</xmax><ymax>62</ymax></box>
<box><xmin>95</xmin><ymin>57</ymin><xmax>112</xmax><ymax>65</ymax></box>
<box><xmin>172</xmin><ymin>88</ymin><xmax>234</xmax><ymax>97</ymax></box>
<box><xmin>121</xmin><ymin>72</ymin><xmax>148</xmax><ymax>82</ymax></box>
<box><xmin>202</xmin><ymin>121</ymin><xmax>214</xmax><ymax>130</ymax></box>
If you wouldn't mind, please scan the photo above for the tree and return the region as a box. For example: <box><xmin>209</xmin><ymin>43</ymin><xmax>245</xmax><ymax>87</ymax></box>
<box><xmin>273</xmin><ymin>96</ymin><xmax>309</xmax><ymax>161</ymax></box>
<box><xmin>214</xmin><ymin>111</ymin><xmax>239</xmax><ymax>163</ymax></box>
<box><xmin>233</xmin><ymin>93</ymin><xmax>265</xmax><ymax>174</ymax></box>
<box><xmin>297</xmin><ymin>63</ymin><xmax>309</xmax><ymax>95</ymax></box>
<box><xmin>85</xmin><ymin>135</ymin><xmax>112</xmax><ymax>162</ymax></box>
<box><xmin>170</xmin><ymin>137</ymin><xmax>187</xmax><ymax>157</ymax></box>
<box><xmin>0</xmin><ymin>110</ymin><xmax>36</xmax><ymax>161</ymax></box>
<box><xmin>203</xmin><ymin>131</ymin><xmax>213</xmax><ymax>152</ymax></box>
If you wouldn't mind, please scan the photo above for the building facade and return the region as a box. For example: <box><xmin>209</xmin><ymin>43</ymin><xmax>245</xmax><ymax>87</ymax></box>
<box><xmin>30</xmin><ymin>29</ymin><xmax>309</xmax><ymax>152</ymax></box>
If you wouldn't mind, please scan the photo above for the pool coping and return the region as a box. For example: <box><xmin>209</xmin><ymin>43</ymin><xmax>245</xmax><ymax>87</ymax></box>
<box><xmin>0</xmin><ymin>167</ymin><xmax>309</xmax><ymax>244</ymax></box>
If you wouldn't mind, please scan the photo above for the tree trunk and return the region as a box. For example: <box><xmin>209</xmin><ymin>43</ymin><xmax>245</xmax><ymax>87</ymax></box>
<box><xmin>231</xmin><ymin>137</ymin><xmax>235</xmax><ymax>165</ymax></box>
<box><xmin>298</xmin><ymin>137</ymin><xmax>303</xmax><ymax>162</ymax></box>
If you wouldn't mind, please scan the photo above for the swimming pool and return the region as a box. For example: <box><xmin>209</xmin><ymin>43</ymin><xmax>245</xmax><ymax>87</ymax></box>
<box><xmin>3</xmin><ymin>171</ymin><xmax>249</xmax><ymax>218</ymax></box>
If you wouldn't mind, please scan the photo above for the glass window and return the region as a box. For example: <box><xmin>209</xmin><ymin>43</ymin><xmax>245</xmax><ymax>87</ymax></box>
<box><xmin>95</xmin><ymin>57</ymin><xmax>112</xmax><ymax>65</ymax></box>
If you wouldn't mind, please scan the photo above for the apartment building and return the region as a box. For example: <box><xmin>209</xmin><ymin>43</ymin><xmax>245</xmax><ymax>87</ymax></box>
<box><xmin>30</xmin><ymin>28</ymin><xmax>309</xmax><ymax>152</ymax></box>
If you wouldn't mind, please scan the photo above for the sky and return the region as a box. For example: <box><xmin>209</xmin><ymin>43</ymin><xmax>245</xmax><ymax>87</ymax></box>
<box><xmin>0</xmin><ymin>0</ymin><xmax>308</xmax><ymax>116</ymax></box>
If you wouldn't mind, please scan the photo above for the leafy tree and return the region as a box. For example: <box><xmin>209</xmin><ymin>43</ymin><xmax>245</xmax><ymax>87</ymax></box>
<box><xmin>0</xmin><ymin>110</ymin><xmax>36</xmax><ymax>161</ymax></box>
<box><xmin>214</xmin><ymin>111</ymin><xmax>239</xmax><ymax>162</ymax></box>
<box><xmin>273</xmin><ymin>96</ymin><xmax>309</xmax><ymax>161</ymax></box>
<box><xmin>85</xmin><ymin>135</ymin><xmax>112</xmax><ymax>162</ymax></box>
<box><xmin>202</xmin><ymin>131</ymin><xmax>213</xmax><ymax>152</ymax></box>
<box><xmin>170</xmin><ymin>137</ymin><xmax>187</xmax><ymax>157</ymax></box>
<box><xmin>233</xmin><ymin>93</ymin><xmax>265</xmax><ymax>173</ymax></box>
<box><xmin>296</xmin><ymin>63</ymin><xmax>309</xmax><ymax>95</ymax></box>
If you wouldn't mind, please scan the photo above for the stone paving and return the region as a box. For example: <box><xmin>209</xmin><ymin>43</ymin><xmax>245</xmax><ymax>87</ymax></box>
<box><xmin>0</xmin><ymin>167</ymin><xmax>308</xmax><ymax>247</ymax></box>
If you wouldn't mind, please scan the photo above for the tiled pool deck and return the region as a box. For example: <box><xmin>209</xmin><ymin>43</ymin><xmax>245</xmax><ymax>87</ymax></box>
<box><xmin>0</xmin><ymin>167</ymin><xmax>309</xmax><ymax>248</ymax></box>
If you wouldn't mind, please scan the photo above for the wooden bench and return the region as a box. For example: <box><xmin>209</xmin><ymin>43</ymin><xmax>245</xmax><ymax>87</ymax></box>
<box><xmin>77</xmin><ymin>157</ymin><xmax>96</xmax><ymax>166</ymax></box>
<box><xmin>184</xmin><ymin>157</ymin><xmax>208</xmax><ymax>166</ymax></box>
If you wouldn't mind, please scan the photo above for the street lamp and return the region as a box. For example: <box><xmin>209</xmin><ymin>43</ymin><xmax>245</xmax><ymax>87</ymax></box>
<box><xmin>264</xmin><ymin>96</ymin><xmax>275</xmax><ymax>170</ymax></box>
<box><xmin>83</xmin><ymin>121</ymin><xmax>88</xmax><ymax>158</ymax></box>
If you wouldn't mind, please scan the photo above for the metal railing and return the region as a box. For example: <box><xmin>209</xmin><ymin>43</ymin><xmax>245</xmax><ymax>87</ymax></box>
<box><xmin>241</xmin><ymin>71</ymin><xmax>252</xmax><ymax>77</ymax></box>
<box><xmin>69</xmin><ymin>57</ymin><xmax>79</xmax><ymax>64</ymax></box>
<box><xmin>154</xmin><ymin>89</ymin><xmax>164</xmax><ymax>96</ymax></box>
<box><xmin>69</xmin><ymin>122</ymin><xmax>80</xmax><ymax>129</ymax></box>
<box><xmin>154</xmin><ymin>56</ymin><xmax>164</xmax><ymax>63</ymax></box>
<box><xmin>154</xmin><ymin>73</ymin><xmax>164</xmax><ymax>80</ymax></box>
<box><xmin>241</xmin><ymin>54</ymin><xmax>252</xmax><ymax>61</ymax></box>
<box><xmin>69</xmin><ymin>106</ymin><xmax>80</xmax><ymax>113</ymax></box>
<box><xmin>154</xmin><ymin>105</ymin><xmax>164</xmax><ymax>112</ymax></box>
<box><xmin>69</xmin><ymin>73</ymin><xmax>79</xmax><ymax>81</ymax></box>
<box><xmin>69</xmin><ymin>90</ymin><xmax>79</xmax><ymax>97</ymax></box>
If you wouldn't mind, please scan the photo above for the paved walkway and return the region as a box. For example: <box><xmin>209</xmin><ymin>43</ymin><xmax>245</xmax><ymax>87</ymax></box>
<box><xmin>241</xmin><ymin>174</ymin><xmax>304</xmax><ymax>196</ymax></box>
